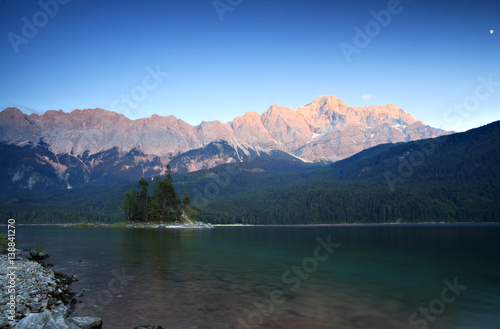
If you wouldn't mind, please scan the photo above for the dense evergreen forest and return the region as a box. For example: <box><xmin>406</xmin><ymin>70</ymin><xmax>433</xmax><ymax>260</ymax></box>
<box><xmin>1</xmin><ymin>121</ymin><xmax>499</xmax><ymax>224</ymax></box>
<box><xmin>198</xmin><ymin>122</ymin><xmax>500</xmax><ymax>224</ymax></box>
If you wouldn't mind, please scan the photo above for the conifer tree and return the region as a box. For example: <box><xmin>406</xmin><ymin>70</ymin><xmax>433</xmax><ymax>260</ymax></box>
<box><xmin>123</xmin><ymin>165</ymin><xmax>191</xmax><ymax>222</ymax></box>
<box><xmin>148</xmin><ymin>165</ymin><xmax>181</xmax><ymax>222</ymax></box>
<box><xmin>122</xmin><ymin>188</ymin><xmax>139</xmax><ymax>221</ymax></box>
<box><xmin>138</xmin><ymin>178</ymin><xmax>149</xmax><ymax>221</ymax></box>
<box><xmin>182</xmin><ymin>184</ymin><xmax>191</xmax><ymax>206</ymax></box>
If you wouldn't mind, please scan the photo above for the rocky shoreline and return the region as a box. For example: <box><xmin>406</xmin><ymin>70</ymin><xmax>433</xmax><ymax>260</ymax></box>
<box><xmin>0</xmin><ymin>249</ymin><xmax>102</xmax><ymax>329</ymax></box>
<box><xmin>0</xmin><ymin>250</ymin><xmax>185</xmax><ymax>329</ymax></box>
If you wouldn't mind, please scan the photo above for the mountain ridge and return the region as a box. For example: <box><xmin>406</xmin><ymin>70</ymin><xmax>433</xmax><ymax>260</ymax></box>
<box><xmin>0</xmin><ymin>95</ymin><xmax>449</xmax><ymax>189</ymax></box>
<box><xmin>1</xmin><ymin>95</ymin><xmax>446</xmax><ymax>157</ymax></box>
<box><xmin>2</xmin><ymin>121</ymin><xmax>497</xmax><ymax>224</ymax></box>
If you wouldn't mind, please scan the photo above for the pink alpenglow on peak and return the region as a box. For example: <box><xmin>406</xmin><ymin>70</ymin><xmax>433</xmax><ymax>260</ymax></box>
<box><xmin>0</xmin><ymin>95</ymin><xmax>448</xmax><ymax>172</ymax></box>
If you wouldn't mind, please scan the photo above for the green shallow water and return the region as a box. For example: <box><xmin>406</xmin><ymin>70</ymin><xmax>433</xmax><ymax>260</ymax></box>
<box><xmin>17</xmin><ymin>224</ymin><xmax>500</xmax><ymax>329</ymax></box>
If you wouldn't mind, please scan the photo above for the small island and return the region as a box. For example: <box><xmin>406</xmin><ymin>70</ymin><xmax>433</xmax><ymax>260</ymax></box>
<box><xmin>120</xmin><ymin>165</ymin><xmax>203</xmax><ymax>227</ymax></box>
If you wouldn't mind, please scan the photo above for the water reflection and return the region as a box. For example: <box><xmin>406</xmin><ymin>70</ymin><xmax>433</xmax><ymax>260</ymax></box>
<box><xmin>16</xmin><ymin>225</ymin><xmax>500</xmax><ymax>329</ymax></box>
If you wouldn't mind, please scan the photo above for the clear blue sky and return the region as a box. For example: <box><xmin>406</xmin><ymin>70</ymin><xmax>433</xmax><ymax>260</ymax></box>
<box><xmin>0</xmin><ymin>0</ymin><xmax>498</xmax><ymax>131</ymax></box>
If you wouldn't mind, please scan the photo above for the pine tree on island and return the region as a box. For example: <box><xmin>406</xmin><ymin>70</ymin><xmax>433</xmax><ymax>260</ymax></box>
<box><xmin>122</xmin><ymin>165</ymin><xmax>195</xmax><ymax>223</ymax></box>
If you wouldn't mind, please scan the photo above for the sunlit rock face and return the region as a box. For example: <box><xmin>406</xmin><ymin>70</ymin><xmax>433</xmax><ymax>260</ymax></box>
<box><xmin>0</xmin><ymin>96</ymin><xmax>448</xmax><ymax>188</ymax></box>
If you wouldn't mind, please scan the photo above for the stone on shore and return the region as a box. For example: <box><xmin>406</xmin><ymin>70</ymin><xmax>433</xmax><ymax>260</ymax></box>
<box><xmin>14</xmin><ymin>305</ymin><xmax>102</xmax><ymax>329</ymax></box>
<box><xmin>67</xmin><ymin>316</ymin><xmax>103</xmax><ymax>329</ymax></box>
<box><xmin>0</xmin><ymin>251</ymin><xmax>102</xmax><ymax>329</ymax></box>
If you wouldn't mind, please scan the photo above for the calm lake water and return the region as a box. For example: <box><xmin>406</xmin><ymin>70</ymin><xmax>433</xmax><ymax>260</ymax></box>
<box><xmin>16</xmin><ymin>224</ymin><xmax>500</xmax><ymax>329</ymax></box>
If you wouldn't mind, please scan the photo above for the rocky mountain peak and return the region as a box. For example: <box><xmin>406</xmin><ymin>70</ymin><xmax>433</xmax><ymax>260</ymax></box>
<box><xmin>302</xmin><ymin>95</ymin><xmax>348</xmax><ymax>110</ymax></box>
<box><xmin>244</xmin><ymin>111</ymin><xmax>263</xmax><ymax>120</ymax></box>
<box><xmin>0</xmin><ymin>95</ymin><xmax>449</xmax><ymax>186</ymax></box>
<box><xmin>296</xmin><ymin>95</ymin><xmax>349</xmax><ymax>119</ymax></box>
<box><xmin>1</xmin><ymin>107</ymin><xmax>24</xmax><ymax>119</ymax></box>
<box><xmin>267</xmin><ymin>104</ymin><xmax>290</xmax><ymax>112</ymax></box>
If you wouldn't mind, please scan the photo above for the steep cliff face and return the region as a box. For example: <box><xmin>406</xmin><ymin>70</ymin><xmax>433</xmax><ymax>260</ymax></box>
<box><xmin>261</xmin><ymin>105</ymin><xmax>313</xmax><ymax>153</ymax></box>
<box><xmin>0</xmin><ymin>95</ymin><xmax>449</xmax><ymax>189</ymax></box>
<box><xmin>287</xmin><ymin>96</ymin><xmax>438</xmax><ymax>161</ymax></box>
<box><xmin>0</xmin><ymin>108</ymin><xmax>202</xmax><ymax>157</ymax></box>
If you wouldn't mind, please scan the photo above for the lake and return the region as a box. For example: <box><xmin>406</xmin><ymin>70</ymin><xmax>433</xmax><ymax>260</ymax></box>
<box><xmin>16</xmin><ymin>224</ymin><xmax>500</xmax><ymax>329</ymax></box>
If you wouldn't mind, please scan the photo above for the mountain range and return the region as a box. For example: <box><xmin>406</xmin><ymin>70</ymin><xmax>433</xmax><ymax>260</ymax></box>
<box><xmin>1</xmin><ymin>120</ymin><xmax>498</xmax><ymax>224</ymax></box>
<box><xmin>0</xmin><ymin>95</ymin><xmax>448</xmax><ymax>190</ymax></box>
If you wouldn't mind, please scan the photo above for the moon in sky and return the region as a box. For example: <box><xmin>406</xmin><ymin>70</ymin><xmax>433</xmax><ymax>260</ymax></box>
<box><xmin>490</xmin><ymin>30</ymin><xmax>494</xmax><ymax>34</ymax></box>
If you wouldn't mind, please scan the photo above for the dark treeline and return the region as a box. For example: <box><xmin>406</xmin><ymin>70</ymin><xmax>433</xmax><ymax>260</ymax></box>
<box><xmin>196</xmin><ymin>122</ymin><xmax>500</xmax><ymax>224</ymax></box>
<box><xmin>197</xmin><ymin>180</ymin><xmax>499</xmax><ymax>224</ymax></box>
<box><xmin>0</xmin><ymin>183</ymin><xmax>127</xmax><ymax>224</ymax></box>
<box><xmin>1</xmin><ymin>121</ymin><xmax>499</xmax><ymax>225</ymax></box>
<box><xmin>122</xmin><ymin>165</ymin><xmax>198</xmax><ymax>222</ymax></box>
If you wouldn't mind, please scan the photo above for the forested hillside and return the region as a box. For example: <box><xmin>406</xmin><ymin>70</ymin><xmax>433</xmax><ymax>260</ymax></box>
<box><xmin>1</xmin><ymin>121</ymin><xmax>498</xmax><ymax>224</ymax></box>
<box><xmin>197</xmin><ymin>121</ymin><xmax>500</xmax><ymax>224</ymax></box>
